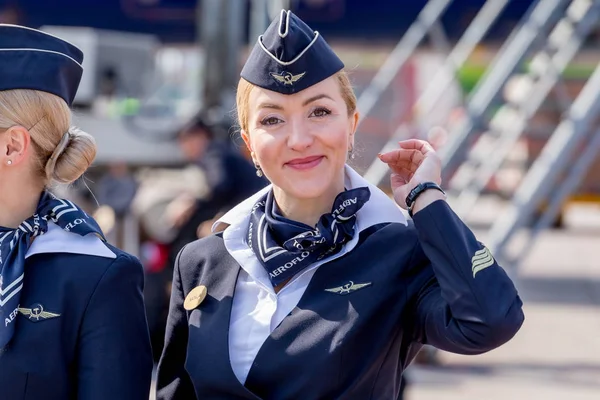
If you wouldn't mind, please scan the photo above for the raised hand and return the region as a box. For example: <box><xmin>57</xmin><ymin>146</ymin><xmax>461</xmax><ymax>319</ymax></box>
<box><xmin>377</xmin><ymin>139</ymin><xmax>442</xmax><ymax>209</ymax></box>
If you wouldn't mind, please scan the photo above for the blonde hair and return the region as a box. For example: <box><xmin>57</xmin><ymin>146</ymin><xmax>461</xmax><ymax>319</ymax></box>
<box><xmin>0</xmin><ymin>89</ymin><xmax>96</xmax><ymax>185</ymax></box>
<box><xmin>235</xmin><ymin>70</ymin><xmax>358</xmax><ymax>133</ymax></box>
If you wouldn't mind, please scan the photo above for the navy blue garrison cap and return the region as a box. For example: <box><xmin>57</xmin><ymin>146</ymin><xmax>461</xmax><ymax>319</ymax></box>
<box><xmin>241</xmin><ymin>10</ymin><xmax>344</xmax><ymax>94</ymax></box>
<box><xmin>0</xmin><ymin>24</ymin><xmax>84</xmax><ymax>106</ymax></box>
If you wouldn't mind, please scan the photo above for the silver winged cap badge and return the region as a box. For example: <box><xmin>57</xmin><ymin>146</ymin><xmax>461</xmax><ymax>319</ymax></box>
<box><xmin>270</xmin><ymin>71</ymin><xmax>306</xmax><ymax>85</ymax></box>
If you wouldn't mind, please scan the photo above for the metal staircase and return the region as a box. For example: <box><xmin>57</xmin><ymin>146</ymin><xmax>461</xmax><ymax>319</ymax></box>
<box><xmin>362</xmin><ymin>0</ymin><xmax>511</xmax><ymax>183</ymax></box>
<box><xmin>358</xmin><ymin>0</ymin><xmax>600</xmax><ymax>271</ymax></box>
<box><xmin>435</xmin><ymin>0</ymin><xmax>571</xmax><ymax>176</ymax></box>
<box><xmin>354</xmin><ymin>0</ymin><xmax>454</xmax><ymax>124</ymax></box>
<box><xmin>442</xmin><ymin>0</ymin><xmax>600</xmax><ymax>217</ymax></box>
<box><xmin>362</xmin><ymin>0</ymin><xmax>559</xmax><ymax>186</ymax></box>
<box><xmin>487</xmin><ymin>59</ymin><xmax>600</xmax><ymax>267</ymax></box>
<box><xmin>443</xmin><ymin>0</ymin><xmax>600</xmax><ymax>217</ymax></box>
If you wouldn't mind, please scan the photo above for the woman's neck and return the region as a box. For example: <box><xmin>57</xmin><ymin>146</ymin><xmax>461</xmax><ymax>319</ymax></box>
<box><xmin>0</xmin><ymin>180</ymin><xmax>42</xmax><ymax>229</ymax></box>
<box><xmin>273</xmin><ymin>180</ymin><xmax>345</xmax><ymax>227</ymax></box>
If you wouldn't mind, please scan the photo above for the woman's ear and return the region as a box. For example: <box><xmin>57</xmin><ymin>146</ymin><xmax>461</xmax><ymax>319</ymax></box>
<box><xmin>348</xmin><ymin>110</ymin><xmax>360</xmax><ymax>146</ymax></box>
<box><xmin>3</xmin><ymin>126</ymin><xmax>31</xmax><ymax>166</ymax></box>
<box><xmin>241</xmin><ymin>130</ymin><xmax>256</xmax><ymax>162</ymax></box>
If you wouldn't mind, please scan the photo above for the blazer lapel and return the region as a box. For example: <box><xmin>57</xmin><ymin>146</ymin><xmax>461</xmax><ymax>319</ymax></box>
<box><xmin>184</xmin><ymin>240</ymin><xmax>261</xmax><ymax>399</ymax></box>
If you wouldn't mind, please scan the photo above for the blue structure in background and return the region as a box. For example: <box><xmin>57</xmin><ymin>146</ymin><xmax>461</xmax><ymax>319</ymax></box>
<box><xmin>0</xmin><ymin>0</ymin><xmax>536</xmax><ymax>43</ymax></box>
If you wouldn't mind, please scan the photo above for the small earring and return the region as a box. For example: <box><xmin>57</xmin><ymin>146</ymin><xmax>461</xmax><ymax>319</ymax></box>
<box><xmin>348</xmin><ymin>149</ymin><xmax>355</xmax><ymax>160</ymax></box>
<box><xmin>6</xmin><ymin>160</ymin><xmax>12</xmax><ymax>165</ymax></box>
<box><xmin>255</xmin><ymin>164</ymin><xmax>263</xmax><ymax>178</ymax></box>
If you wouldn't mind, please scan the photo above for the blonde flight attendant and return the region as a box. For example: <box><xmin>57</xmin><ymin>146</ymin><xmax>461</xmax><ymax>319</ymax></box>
<box><xmin>0</xmin><ymin>25</ymin><xmax>153</xmax><ymax>399</ymax></box>
<box><xmin>157</xmin><ymin>10</ymin><xmax>524</xmax><ymax>400</ymax></box>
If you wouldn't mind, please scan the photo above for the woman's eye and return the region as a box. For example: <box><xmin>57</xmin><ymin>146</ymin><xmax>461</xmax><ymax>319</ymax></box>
<box><xmin>311</xmin><ymin>107</ymin><xmax>331</xmax><ymax>118</ymax></box>
<box><xmin>260</xmin><ymin>116</ymin><xmax>282</xmax><ymax>126</ymax></box>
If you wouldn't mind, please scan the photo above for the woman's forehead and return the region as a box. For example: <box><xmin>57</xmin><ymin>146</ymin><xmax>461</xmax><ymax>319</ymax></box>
<box><xmin>249</xmin><ymin>77</ymin><xmax>340</xmax><ymax>108</ymax></box>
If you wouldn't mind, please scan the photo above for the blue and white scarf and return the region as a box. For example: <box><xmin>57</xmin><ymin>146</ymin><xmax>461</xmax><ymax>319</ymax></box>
<box><xmin>0</xmin><ymin>192</ymin><xmax>104</xmax><ymax>349</ymax></box>
<box><xmin>247</xmin><ymin>187</ymin><xmax>370</xmax><ymax>287</ymax></box>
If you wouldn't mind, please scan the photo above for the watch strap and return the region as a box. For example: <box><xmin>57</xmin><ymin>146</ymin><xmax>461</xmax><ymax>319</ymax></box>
<box><xmin>405</xmin><ymin>182</ymin><xmax>445</xmax><ymax>217</ymax></box>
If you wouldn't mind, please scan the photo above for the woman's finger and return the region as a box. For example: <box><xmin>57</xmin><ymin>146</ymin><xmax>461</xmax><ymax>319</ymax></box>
<box><xmin>381</xmin><ymin>159</ymin><xmax>417</xmax><ymax>171</ymax></box>
<box><xmin>398</xmin><ymin>139</ymin><xmax>435</xmax><ymax>155</ymax></box>
<box><xmin>378</xmin><ymin>149</ymin><xmax>424</xmax><ymax>166</ymax></box>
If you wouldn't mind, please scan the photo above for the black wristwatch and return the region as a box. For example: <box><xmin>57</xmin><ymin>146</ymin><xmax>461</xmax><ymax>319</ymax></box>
<box><xmin>405</xmin><ymin>182</ymin><xmax>446</xmax><ymax>217</ymax></box>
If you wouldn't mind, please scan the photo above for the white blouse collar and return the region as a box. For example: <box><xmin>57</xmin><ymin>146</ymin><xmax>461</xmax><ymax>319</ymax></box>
<box><xmin>26</xmin><ymin>222</ymin><xmax>116</xmax><ymax>260</ymax></box>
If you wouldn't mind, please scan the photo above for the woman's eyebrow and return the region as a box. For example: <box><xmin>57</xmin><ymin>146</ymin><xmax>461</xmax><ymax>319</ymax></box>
<box><xmin>257</xmin><ymin>102</ymin><xmax>284</xmax><ymax>110</ymax></box>
<box><xmin>302</xmin><ymin>93</ymin><xmax>334</xmax><ymax>106</ymax></box>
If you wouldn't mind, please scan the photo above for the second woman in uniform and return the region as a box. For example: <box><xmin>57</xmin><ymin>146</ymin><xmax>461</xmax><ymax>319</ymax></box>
<box><xmin>0</xmin><ymin>24</ymin><xmax>153</xmax><ymax>400</ymax></box>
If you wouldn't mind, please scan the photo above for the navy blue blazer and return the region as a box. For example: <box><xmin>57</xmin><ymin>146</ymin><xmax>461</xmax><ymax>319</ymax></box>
<box><xmin>156</xmin><ymin>200</ymin><xmax>525</xmax><ymax>399</ymax></box>
<box><xmin>0</xmin><ymin>240</ymin><xmax>154</xmax><ymax>399</ymax></box>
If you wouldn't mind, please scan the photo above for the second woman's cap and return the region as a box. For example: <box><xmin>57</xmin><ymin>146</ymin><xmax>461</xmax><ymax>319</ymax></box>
<box><xmin>0</xmin><ymin>24</ymin><xmax>84</xmax><ymax>106</ymax></box>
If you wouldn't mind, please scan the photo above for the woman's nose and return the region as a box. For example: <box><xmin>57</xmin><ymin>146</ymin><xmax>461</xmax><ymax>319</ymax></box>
<box><xmin>286</xmin><ymin>119</ymin><xmax>313</xmax><ymax>151</ymax></box>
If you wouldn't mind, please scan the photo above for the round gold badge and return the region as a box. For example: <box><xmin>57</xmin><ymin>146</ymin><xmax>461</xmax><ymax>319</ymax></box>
<box><xmin>184</xmin><ymin>285</ymin><xmax>208</xmax><ymax>310</ymax></box>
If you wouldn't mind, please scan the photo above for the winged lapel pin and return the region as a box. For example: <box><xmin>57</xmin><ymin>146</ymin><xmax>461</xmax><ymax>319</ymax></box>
<box><xmin>270</xmin><ymin>71</ymin><xmax>306</xmax><ymax>85</ymax></box>
<box><xmin>325</xmin><ymin>281</ymin><xmax>372</xmax><ymax>295</ymax></box>
<box><xmin>18</xmin><ymin>303</ymin><xmax>61</xmax><ymax>322</ymax></box>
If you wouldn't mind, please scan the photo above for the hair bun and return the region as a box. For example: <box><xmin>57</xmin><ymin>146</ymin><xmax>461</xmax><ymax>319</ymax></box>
<box><xmin>46</xmin><ymin>126</ymin><xmax>97</xmax><ymax>184</ymax></box>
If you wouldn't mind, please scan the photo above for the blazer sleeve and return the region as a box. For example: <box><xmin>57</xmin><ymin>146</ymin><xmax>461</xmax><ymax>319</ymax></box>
<box><xmin>155</xmin><ymin>247</ymin><xmax>197</xmax><ymax>400</ymax></box>
<box><xmin>408</xmin><ymin>200</ymin><xmax>525</xmax><ymax>355</ymax></box>
<box><xmin>77</xmin><ymin>253</ymin><xmax>154</xmax><ymax>400</ymax></box>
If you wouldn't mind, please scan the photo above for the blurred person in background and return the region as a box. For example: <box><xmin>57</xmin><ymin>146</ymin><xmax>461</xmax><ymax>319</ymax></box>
<box><xmin>96</xmin><ymin>162</ymin><xmax>138</xmax><ymax>215</ymax></box>
<box><xmin>156</xmin><ymin>10</ymin><xmax>524</xmax><ymax>400</ymax></box>
<box><xmin>167</xmin><ymin>113</ymin><xmax>268</xmax><ymax>265</ymax></box>
<box><xmin>0</xmin><ymin>25</ymin><xmax>153</xmax><ymax>399</ymax></box>
<box><xmin>96</xmin><ymin>161</ymin><xmax>138</xmax><ymax>246</ymax></box>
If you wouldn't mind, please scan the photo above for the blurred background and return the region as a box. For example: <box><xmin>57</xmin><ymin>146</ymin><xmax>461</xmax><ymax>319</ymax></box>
<box><xmin>3</xmin><ymin>0</ymin><xmax>599</xmax><ymax>398</ymax></box>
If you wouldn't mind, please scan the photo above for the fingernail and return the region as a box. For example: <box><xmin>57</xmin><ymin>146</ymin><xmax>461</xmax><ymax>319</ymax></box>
<box><xmin>377</xmin><ymin>153</ymin><xmax>383</xmax><ymax>158</ymax></box>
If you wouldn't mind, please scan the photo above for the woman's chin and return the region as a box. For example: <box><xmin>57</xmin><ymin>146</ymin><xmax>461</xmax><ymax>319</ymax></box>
<box><xmin>280</xmin><ymin>179</ymin><xmax>332</xmax><ymax>201</ymax></box>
